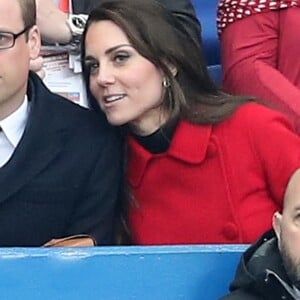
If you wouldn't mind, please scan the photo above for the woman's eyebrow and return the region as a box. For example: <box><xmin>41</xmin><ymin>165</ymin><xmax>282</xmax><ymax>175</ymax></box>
<box><xmin>84</xmin><ymin>44</ymin><xmax>133</xmax><ymax>60</ymax></box>
<box><xmin>83</xmin><ymin>55</ymin><xmax>97</xmax><ymax>62</ymax></box>
<box><xmin>104</xmin><ymin>44</ymin><xmax>132</xmax><ymax>55</ymax></box>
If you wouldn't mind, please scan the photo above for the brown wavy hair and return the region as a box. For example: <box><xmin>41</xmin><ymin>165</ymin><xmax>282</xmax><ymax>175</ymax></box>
<box><xmin>81</xmin><ymin>0</ymin><xmax>254</xmax><ymax>244</ymax></box>
<box><xmin>81</xmin><ymin>0</ymin><xmax>253</xmax><ymax>127</ymax></box>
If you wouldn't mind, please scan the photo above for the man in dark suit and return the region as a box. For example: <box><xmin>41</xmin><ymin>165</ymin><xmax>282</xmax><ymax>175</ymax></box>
<box><xmin>0</xmin><ymin>0</ymin><xmax>122</xmax><ymax>246</ymax></box>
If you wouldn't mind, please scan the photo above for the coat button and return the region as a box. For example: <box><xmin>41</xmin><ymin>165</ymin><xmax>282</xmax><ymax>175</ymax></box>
<box><xmin>206</xmin><ymin>142</ymin><xmax>217</xmax><ymax>158</ymax></box>
<box><xmin>222</xmin><ymin>223</ymin><xmax>238</xmax><ymax>241</ymax></box>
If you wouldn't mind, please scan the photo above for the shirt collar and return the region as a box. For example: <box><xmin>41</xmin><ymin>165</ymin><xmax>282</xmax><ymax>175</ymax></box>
<box><xmin>0</xmin><ymin>95</ymin><xmax>29</xmax><ymax>147</ymax></box>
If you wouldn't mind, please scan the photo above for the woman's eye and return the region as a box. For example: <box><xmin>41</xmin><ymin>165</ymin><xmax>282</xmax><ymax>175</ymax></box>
<box><xmin>113</xmin><ymin>53</ymin><xmax>129</xmax><ymax>64</ymax></box>
<box><xmin>85</xmin><ymin>62</ymin><xmax>99</xmax><ymax>74</ymax></box>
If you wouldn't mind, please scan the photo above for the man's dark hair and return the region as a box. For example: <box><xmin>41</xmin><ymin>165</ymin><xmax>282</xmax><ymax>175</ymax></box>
<box><xmin>17</xmin><ymin>0</ymin><xmax>36</xmax><ymax>28</ymax></box>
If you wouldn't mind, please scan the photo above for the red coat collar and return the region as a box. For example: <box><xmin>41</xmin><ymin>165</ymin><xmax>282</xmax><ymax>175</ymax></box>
<box><xmin>128</xmin><ymin>121</ymin><xmax>212</xmax><ymax>187</ymax></box>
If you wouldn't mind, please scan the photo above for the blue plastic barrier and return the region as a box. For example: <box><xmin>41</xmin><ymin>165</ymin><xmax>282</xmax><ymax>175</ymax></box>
<box><xmin>0</xmin><ymin>245</ymin><xmax>247</xmax><ymax>300</ymax></box>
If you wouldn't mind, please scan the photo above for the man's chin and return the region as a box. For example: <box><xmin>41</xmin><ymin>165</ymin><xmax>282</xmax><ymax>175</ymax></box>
<box><xmin>280</xmin><ymin>245</ymin><xmax>300</xmax><ymax>288</ymax></box>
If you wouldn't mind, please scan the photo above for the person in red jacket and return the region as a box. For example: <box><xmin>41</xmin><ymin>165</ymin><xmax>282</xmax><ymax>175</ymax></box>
<box><xmin>217</xmin><ymin>0</ymin><xmax>300</xmax><ymax>133</ymax></box>
<box><xmin>82</xmin><ymin>0</ymin><xmax>300</xmax><ymax>245</ymax></box>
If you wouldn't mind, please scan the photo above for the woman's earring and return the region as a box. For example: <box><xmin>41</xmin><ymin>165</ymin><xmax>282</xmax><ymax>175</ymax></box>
<box><xmin>162</xmin><ymin>77</ymin><xmax>170</xmax><ymax>88</ymax></box>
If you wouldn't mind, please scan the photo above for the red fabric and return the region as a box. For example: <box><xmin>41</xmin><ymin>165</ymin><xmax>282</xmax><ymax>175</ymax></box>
<box><xmin>59</xmin><ymin>0</ymin><xmax>69</xmax><ymax>13</ymax></box>
<box><xmin>217</xmin><ymin>0</ymin><xmax>300</xmax><ymax>34</ymax></box>
<box><xmin>127</xmin><ymin>103</ymin><xmax>300</xmax><ymax>245</ymax></box>
<box><xmin>220</xmin><ymin>8</ymin><xmax>300</xmax><ymax>133</ymax></box>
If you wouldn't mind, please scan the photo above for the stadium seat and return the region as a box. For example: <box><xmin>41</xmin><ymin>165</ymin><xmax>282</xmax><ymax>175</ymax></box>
<box><xmin>192</xmin><ymin>0</ymin><xmax>222</xmax><ymax>86</ymax></box>
<box><xmin>192</xmin><ymin>0</ymin><xmax>220</xmax><ymax>65</ymax></box>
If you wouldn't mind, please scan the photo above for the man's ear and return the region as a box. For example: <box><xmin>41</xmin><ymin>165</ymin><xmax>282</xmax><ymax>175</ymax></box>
<box><xmin>27</xmin><ymin>25</ymin><xmax>41</xmax><ymax>60</ymax></box>
<box><xmin>273</xmin><ymin>211</ymin><xmax>282</xmax><ymax>244</ymax></box>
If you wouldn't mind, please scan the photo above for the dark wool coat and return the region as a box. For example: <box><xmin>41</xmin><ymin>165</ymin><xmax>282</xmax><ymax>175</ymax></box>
<box><xmin>0</xmin><ymin>72</ymin><xmax>122</xmax><ymax>246</ymax></box>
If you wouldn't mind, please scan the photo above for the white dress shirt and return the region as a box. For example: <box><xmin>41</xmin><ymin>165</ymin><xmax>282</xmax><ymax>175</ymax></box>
<box><xmin>0</xmin><ymin>96</ymin><xmax>29</xmax><ymax>167</ymax></box>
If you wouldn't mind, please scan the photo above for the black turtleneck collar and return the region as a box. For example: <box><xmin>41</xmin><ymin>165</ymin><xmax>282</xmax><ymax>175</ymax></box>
<box><xmin>132</xmin><ymin>122</ymin><xmax>177</xmax><ymax>154</ymax></box>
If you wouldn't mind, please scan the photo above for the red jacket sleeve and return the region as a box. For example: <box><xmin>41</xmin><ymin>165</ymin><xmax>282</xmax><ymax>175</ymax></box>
<box><xmin>242</xmin><ymin>103</ymin><xmax>300</xmax><ymax>205</ymax></box>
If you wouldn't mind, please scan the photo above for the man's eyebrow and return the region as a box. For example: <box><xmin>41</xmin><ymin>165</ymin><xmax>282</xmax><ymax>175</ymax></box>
<box><xmin>0</xmin><ymin>28</ymin><xmax>11</xmax><ymax>32</ymax></box>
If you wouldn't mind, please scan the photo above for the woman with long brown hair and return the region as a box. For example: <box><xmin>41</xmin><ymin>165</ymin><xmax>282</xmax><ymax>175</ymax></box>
<box><xmin>82</xmin><ymin>0</ymin><xmax>300</xmax><ymax>245</ymax></box>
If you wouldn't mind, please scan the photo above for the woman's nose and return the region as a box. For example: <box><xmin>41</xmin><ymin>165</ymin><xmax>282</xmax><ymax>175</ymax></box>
<box><xmin>96</xmin><ymin>64</ymin><xmax>115</xmax><ymax>86</ymax></box>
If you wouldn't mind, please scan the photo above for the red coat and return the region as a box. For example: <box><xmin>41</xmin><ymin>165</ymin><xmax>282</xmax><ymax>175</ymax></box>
<box><xmin>127</xmin><ymin>103</ymin><xmax>300</xmax><ymax>244</ymax></box>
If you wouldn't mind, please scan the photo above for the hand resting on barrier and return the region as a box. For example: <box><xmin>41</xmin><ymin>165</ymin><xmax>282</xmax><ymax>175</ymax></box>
<box><xmin>43</xmin><ymin>234</ymin><xmax>95</xmax><ymax>247</ymax></box>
